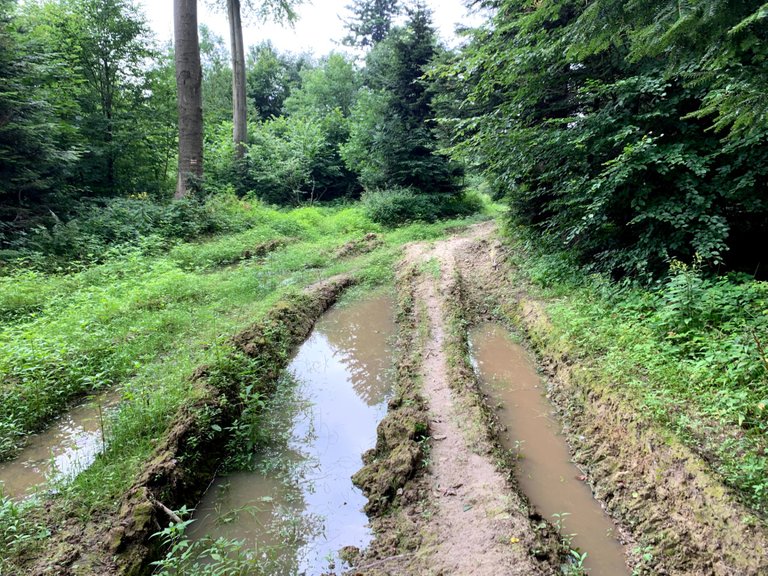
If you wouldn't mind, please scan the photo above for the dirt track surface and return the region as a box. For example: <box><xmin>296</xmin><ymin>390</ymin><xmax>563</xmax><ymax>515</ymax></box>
<box><xmin>352</xmin><ymin>222</ymin><xmax>556</xmax><ymax>575</ymax></box>
<box><xmin>355</xmin><ymin>220</ymin><xmax>768</xmax><ymax>576</ymax></box>
<box><xmin>403</xmin><ymin>227</ymin><xmax>550</xmax><ymax>575</ymax></box>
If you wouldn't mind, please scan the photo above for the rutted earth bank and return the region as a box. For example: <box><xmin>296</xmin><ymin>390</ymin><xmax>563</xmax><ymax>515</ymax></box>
<box><xmin>12</xmin><ymin>275</ymin><xmax>353</xmax><ymax>576</ymax></box>
<box><xmin>9</xmin><ymin>222</ymin><xmax>768</xmax><ymax>575</ymax></box>
<box><xmin>351</xmin><ymin>222</ymin><xmax>768</xmax><ymax>576</ymax></box>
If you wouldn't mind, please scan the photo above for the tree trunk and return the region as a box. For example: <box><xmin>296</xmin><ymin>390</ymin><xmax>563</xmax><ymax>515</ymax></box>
<box><xmin>228</xmin><ymin>0</ymin><xmax>247</xmax><ymax>161</ymax></box>
<box><xmin>174</xmin><ymin>0</ymin><xmax>204</xmax><ymax>199</ymax></box>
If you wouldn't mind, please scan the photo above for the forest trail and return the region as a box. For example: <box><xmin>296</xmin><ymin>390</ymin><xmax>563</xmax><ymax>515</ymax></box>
<box><xmin>354</xmin><ymin>220</ymin><xmax>768</xmax><ymax>576</ymax></box>
<box><xmin>353</xmin><ymin>222</ymin><xmax>557</xmax><ymax>575</ymax></box>
<box><xmin>396</xmin><ymin>223</ymin><xmax>550</xmax><ymax>575</ymax></box>
<box><xmin>9</xmin><ymin>221</ymin><xmax>768</xmax><ymax>576</ymax></box>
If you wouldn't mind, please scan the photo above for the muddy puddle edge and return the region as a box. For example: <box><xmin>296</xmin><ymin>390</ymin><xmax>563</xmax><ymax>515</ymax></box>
<box><xmin>453</xmin><ymin>225</ymin><xmax>768</xmax><ymax>576</ymax></box>
<box><xmin>351</xmin><ymin>254</ymin><xmax>563</xmax><ymax>575</ymax></box>
<box><xmin>189</xmin><ymin>291</ymin><xmax>397</xmax><ymax>575</ymax></box>
<box><xmin>18</xmin><ymin>274</ymin><xmax>355</xmax><ymax>576</ymax></box>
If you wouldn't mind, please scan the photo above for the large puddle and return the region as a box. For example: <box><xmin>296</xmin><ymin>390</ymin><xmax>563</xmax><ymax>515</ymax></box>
<box><xmin>470</xmin><ymin>324</ymin><xmax>629</xmax><ymax>576</ymax></box>
<box><xmin>0</xmin><ymin>391</ymin><xmax>120</xmax><ymax>499</ymax></box>
<box><xmin>189</xmin><ymin>293</ymin><xmax>395</xmax><ymax>574</ymax></box>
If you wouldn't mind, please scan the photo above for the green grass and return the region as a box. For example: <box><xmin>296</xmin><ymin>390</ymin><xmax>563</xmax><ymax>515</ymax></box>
<box><xmin>504</xmin><ymin>223</ymin><xmax>768</xmax><ymax>514</ymax></box>
<box><xmin>0</xmin><ymin>201</ymin><xmax>493</xmax><ymax>571</ymax></box>
<box><xmin>0</xmin><ymin>204</ymin><xmax>388</xmax><ymax>457</ymax></box>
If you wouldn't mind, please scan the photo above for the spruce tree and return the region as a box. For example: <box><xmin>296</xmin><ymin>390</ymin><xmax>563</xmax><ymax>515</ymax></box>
<box><xmin>343</xmin><ymin>2</ymin><xmax>463</xmax><ymax>194</ymax></box>
<box><xmin>342</xmin><ymin>0</ymin><xmax>400</xmax><ymax>48</ymax></box>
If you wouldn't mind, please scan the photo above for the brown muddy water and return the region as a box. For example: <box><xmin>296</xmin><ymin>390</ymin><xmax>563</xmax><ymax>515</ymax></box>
<box><xmin>470</xmin><ymin>323</ymin><xmax>629</xmax><ymax>576</ymax></box>
<box><xmin>189</xmin><ymin>293</ymin><xmax>395</xmax><ymax>574</ymax></box>
<box><xmin>0</xmin><ymin>391</ymin><xmax>120</xmax><ymax>499</ymax></box>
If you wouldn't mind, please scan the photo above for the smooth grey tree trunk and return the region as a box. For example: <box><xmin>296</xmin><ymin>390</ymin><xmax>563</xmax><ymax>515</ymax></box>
<box><xmin>174</xmin><ymin>0</ymin><xmax>204</xmax><ymax>198</ymax></box>
<box><xmin>228</xmin><ymin>0</ymin><xmax>247</xmax><ymax>160</ymax></box>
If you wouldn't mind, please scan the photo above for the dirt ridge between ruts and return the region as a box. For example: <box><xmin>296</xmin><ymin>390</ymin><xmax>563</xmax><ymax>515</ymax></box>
<box><xmin>26</xmin><ymin>275</ymin><xmax>353</xmax><ymax>576</ymax></box>
<box><xmin>452</xmin><ymin>223</ymin><xmax>768</xmax><ymax>575</ymax></box>
<box><xmin>351</xmin><ymin>225</ymin><xmax>560</xmax><ymax>575</ymax></box>
<box><xmin>350</xmin><ymin>260</ymin><xmax>431</xmax><ymax>564</ymax></box>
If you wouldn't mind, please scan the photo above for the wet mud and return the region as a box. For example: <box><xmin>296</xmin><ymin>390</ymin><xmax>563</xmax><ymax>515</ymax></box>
<box><xmin>12</xmin><ymin>223</ymin><xmax>768</xmax><ymax>576</ymax></box>
<box><xmin>14</xmin><ymin>275</ymin><xmax>354</xmax><ymax>576</ymax></box>
<box><xmin>190</xmin><ymin>293</ymin><xmax>396</xmax><ymax>574</ymax></box>
<box><xmin>452</xmin><ymin>223</ymin><xmax>768</xmax><ymax>575</ymax></box>
<box><xmin>0</xmin><ymin>390</ymin><xmax>120</xmax><ymax>499</ymax></box>
<box><xmin>470</xmin><ymin>323</ymin><xmax>629</xmax><ymax>576</ymax></box>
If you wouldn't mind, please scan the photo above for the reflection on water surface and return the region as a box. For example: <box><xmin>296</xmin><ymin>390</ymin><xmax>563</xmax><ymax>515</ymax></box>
<box><xmin>190</xmin><ymin>294</ymin><xmax>396</xmax><ymax>574</ymax></box>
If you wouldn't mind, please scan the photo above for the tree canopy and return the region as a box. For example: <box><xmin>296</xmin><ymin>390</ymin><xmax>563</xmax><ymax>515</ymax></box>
<box><xmin>441</xmin><ymin>0</ymin><xmax>768</xmax><ymax>278</ymax></box>
<box><xmin>342</xmin><ymin>0</ymin><xmax>400</xmax><ymax>48</ymax></box>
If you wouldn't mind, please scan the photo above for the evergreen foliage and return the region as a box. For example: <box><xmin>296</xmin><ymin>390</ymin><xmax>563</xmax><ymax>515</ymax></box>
<box><xmin>342</xmin><ymin>0</ymin><xmax>400</xmax><ymax>48</ymax></box>
<box><xmin>444</xmin><ymin>0</ymin><xmax>768</xmax><ymax>279</ymax></box>
<box><xmin>342</xmin><ymin>4</ymin><xmax>464</xmax><ymax>195</ymax></box>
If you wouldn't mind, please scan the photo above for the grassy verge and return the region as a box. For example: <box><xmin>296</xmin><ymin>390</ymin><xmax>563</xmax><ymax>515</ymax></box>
<box><xmin>502</xmin><ymin>223</ymin><xmax>768</xmax><ymax>516</ymax></box>
<box><xmin>0</xmin><ymin>201</ymin><xmax>493</xmax><ymax>573</ymax></box>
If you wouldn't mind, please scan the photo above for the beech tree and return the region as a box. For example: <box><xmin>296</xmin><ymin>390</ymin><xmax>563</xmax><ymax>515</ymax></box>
<box><xmin>444</xmin><ymin>0</ymin><xmax>768</xmax><ymax>277</ymax></box>
<box><xmin>174</xmin><ymin>0</ymin><xmax>203</xmax><ymax>198</ymax></box>
<box><xmin>227</xmin><ymin>0</ymin><xmax>246</xmax><ymax>159</ymax></box>
<box><xmin>208</xmin><ymin>0</ymin><xmax>301</xmax><ymax>162</ymax></box>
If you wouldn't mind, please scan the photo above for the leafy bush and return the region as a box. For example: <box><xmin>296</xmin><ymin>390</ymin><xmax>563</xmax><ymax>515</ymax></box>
<box><xmin>446</xmin><ymin>0</ymin><xmax>768</xmax><ymax>279</ymax></box>
<box><xmin>0</xmin><ymin>194</ymin><xmax>265</xmax><ymax>269</ymax></box>
<box><xmin>361</xmin><ymin>188</ymin><xmax>482</xmax><ymax>227</ymax></box>
<box><xmin>244</xmin><ymin>115</ymin><xmax>357</xmax><ymax>205</ymax></box>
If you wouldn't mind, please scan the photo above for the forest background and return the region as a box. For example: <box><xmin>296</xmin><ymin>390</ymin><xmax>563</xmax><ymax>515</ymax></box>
<box><xmin>1</xmin><ymin>0</ymin><xmax>768</xmax><ymax>524</ymax></box>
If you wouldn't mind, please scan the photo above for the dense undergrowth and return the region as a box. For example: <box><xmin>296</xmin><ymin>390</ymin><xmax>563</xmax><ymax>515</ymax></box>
<box><xmin>505</xmin><ymin>223</ymin><xmax>768</xmax><ymax>515</ymax></box>
<box><xmin>0</xmin><ymin>197</ymin><xmax>492</xmax><ymax>573</ymax></box>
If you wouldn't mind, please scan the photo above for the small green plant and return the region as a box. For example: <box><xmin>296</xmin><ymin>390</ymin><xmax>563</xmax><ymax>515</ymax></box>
<box><xmin>0</xmin><ymin>492</ymin><xmax>49</xmax><ymax>557</ymax></box>
<box><xmin>561</xmin><ymin>549</ymin><xmax>588</xmax><ymax>576</ymax></box>
<box><xmin>631</xmin><ymin>545</ymin><xmax>655</xmax><ymax>575</ymax></box>
<box><xmin>551</xmin><ymin>511</ymin><xmax>570</xmax><ymax>531</ymax></box>
<box><xmin>151</xmin><ymin>508</ymin><xmax>264</xmax><ymax>576</ymax></box>
<box><xmin>512</xmin><ymin>439</ymin><xmax>525</xmax><ymax>460</ymax></box>
<box><xmin>419</xmin><ymin>257</ymin><xmax>442</xmax><ymax>280</ymax></box>
<box><xmin>419</xmin><ymin>433</ymin><xmax>433</xmax><ymax>468</ymax></box>
<box><xmin>551</xmin><ymin>512</ymin><xmax>577</xmax><ymax>548</ymax></box>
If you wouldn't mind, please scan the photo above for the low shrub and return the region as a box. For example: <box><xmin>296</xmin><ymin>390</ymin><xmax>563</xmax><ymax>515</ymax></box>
<box><xmin>361</xmin><ymin>188</ymin><xmax>482</xmax><ymax>227</ymax></box>
<box><xmin>0</xmin><ymin>194</ymin><xmax>266</xmax><ymax>270</ymax></box>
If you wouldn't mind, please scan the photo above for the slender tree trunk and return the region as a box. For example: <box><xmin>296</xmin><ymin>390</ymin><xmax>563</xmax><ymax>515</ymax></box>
<box><xmin>174</xmin><ymin>0</ymin><xmax>204</xmax><ymax>199</ymax></box>
<box><xmin>228</xmin><ymin>0</ymin><xmax>247</xmax><ymax>160</ymax></box>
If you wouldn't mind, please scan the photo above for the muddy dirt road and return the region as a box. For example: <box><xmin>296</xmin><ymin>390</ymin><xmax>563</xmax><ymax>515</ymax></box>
<box><xmin>10</xmin><ymin>222</ymin><xmax>768</xmax><ymax>576</ymax></box>
<box><xmin>353</xmin><ymin>224</ymin><xmax>560</xmax><ymax>575</ymax></box>
<box><xmin>352</xmin><ymin>221</ymin><xmax>768</xmax><ymax>576</ymax></box>
<box><xmin>398</xmin><ymin>231</ymin><xmax>551</xmax><ymax>575</ymax></box>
